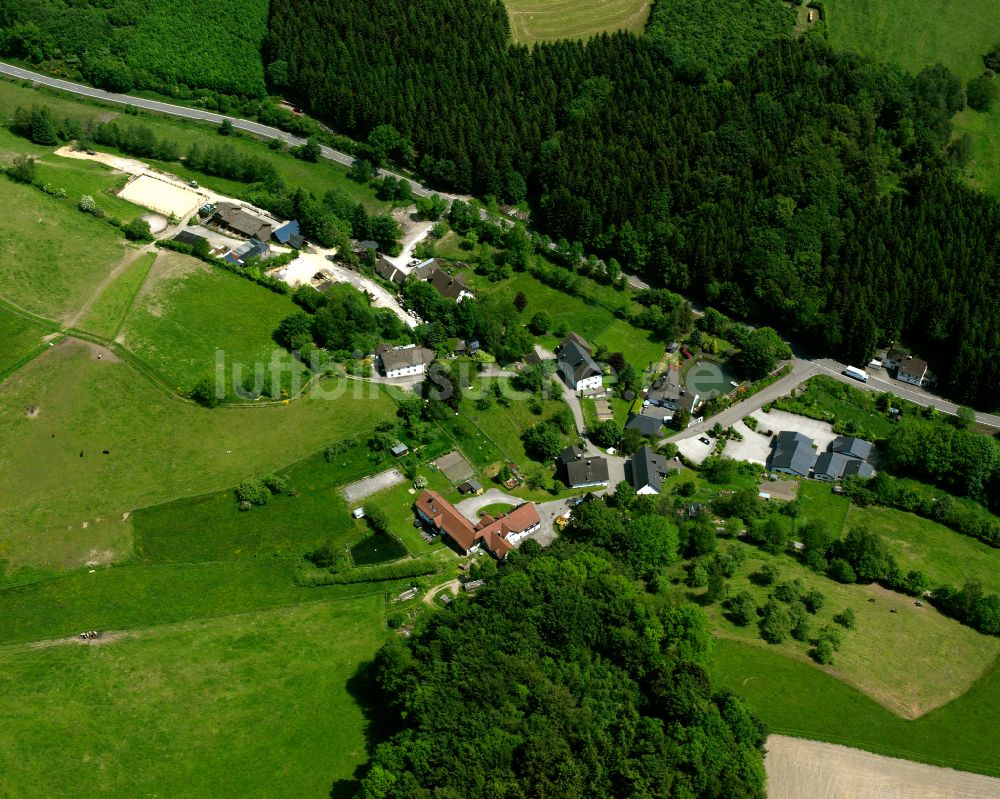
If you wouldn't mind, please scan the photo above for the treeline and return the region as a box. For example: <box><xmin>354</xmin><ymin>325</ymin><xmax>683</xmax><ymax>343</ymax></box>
<box><xmin>0</xmin><ymin>0</ymin><xmax>268</xmax><ymax>97</ymax></box>
<box><xmin>360</xmin><ymin>538</ymin><xmax>767</xmax><ymax>798</ymax></box>
<box><xmin>265</xmin><ymin>0</ymin><xmax>1000</xmax><ymax>407</ymax></box>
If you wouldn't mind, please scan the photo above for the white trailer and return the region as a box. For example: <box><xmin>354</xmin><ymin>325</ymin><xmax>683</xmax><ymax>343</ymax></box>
<box><xmin>843</xmin><ymin>365</ymin><xmax>869</xmax><ymax>383</ymax></box>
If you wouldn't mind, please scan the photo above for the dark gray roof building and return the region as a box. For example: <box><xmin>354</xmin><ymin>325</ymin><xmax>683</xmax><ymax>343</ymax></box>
<box><xmin>769</xmin><ymin>431</ymin><xmax>816</xmax><ymax>477</ymax></box>
<box><xmin>831</xmin><ymin>436</ymin><xmax>873</xmax><ymax>461</ymax></box>
<box><xmin>558</xmin><ymin>446</ymin><xmax>609</xmax><ymax>488</ymax></box>
<box><xmin>629</xmin><ymin>445</ymin><xmax>675</xmax><ymax>495</ymax></box>
<box><xmin>172</xmin><ymin>230</ymin><xmax>208</xmax><ymax>248</ymax></box>
<box><xmin>557</xmin><ymin>340</ymin><xmax>602</xmax><ymax>390</ymax></box>
<box><xmin>625</xmin><ymin>411</ymin><xmax>666</xmax><ymax>437</ymax></box>
<box><xmin>843</xmin><ymin>459</ymin><xmax>875</xmax><ymax>478</ymax></box>
<box><xmin>814</xmin><ymin>451</ymin><xmax>851</xmax><ymax>481</ymax></box>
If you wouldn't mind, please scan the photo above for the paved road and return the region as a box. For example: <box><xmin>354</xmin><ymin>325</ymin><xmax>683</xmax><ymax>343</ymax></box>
<box><xmin>665</xmin><ymin>353</ymin><xmax>1000</xmax><ymax>451</ymax></box>
<box><xmin>0</xmin><ymin>61</ymin><xmax>450</xmax><ymax>200</ymax></box>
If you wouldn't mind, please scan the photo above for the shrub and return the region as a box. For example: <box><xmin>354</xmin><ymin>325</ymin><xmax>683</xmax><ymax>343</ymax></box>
<box><xmin>811</xmin><ymin>638</ymin><xmax>835</xmax><ymax>664</ymax></box>
<box><xmin>190</xmin><ymin>375</ymin><xmax>221</xmax><ymax>408</ymax></box>
<box><xmin>773</xmin><ymin>579</ymin><xmax>803</xmax><ymax>603</ymax></box>
<box><xmin>827</xmin><ymin>557</ymin><xmax>856</xmax><ymax>583</ymax></box>
<box><xmin>725</xmin><ymin>590</ymin><xmax>757</xmax><ymax>626</ymax></box>
<box><xmin>235</xmin><ymin>479</ymin><xmax>269</xmax><ymax>507</ymax></box>
<box><xmin>817</xmin><ymin>625</ymin><xmax>844</xmax><ymax>650</ymax></box>
<box><xmin>122</xmin><ymin>217</ymin><xmax>153</xmax><ymax>242</ymax></box>
<box><xmin>364</xmin><ymin>503</ymin><xmax>391</xmax><ymax>533</ymax></box>
<box><xmin>833</xmin><ymin>608</ymin><xmax>857</xmax><ymax>629</ymax></box>
<box><xmin>967</xmin><ymin>75</ymin><xmax>997</xmax><ymax>112</ymax></box>
<box><xmin>802</xmin><ymin>588</ymin><xmax>825</xmax><ymax>614</ymax></box>
<box><xmin>263</xmin><ymin>474</ymin><xmax>287</xmax><ymax>495</ymax></box>
<box><xmin>7</xmin><ymin>154</ymin><xmax>36</xmax><ymax>183</ymax></box>
<box><xmin>751</xmin><ymin>562</ymin><xmax>780</xmax><ymax>586</ymax></box>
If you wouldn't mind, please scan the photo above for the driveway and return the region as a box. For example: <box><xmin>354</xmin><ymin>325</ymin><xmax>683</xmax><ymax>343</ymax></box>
<box><xmin>454</xmin><ymin>489</ymin><xmax>522</xmax><ymax>523</ymax></box>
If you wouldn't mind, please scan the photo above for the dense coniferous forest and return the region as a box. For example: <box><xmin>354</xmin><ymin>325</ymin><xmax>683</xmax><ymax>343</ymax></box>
<box><xmin>265</xmin><ymin>0</ymin><xmax>1000</xmax><ymax>407</ymax></box>
<box><xmin>362</xmin><ymin>538</ymin><xmax>767</xmax><ymax>798</ymax></box>
<box><xmin>0</xmin><ymin>0</ymin><xmax>268</xmax><ymax>96</ymax></box>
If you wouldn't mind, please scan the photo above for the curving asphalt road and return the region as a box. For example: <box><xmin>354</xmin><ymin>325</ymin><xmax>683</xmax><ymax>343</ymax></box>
<box><xmin>0</xmin><ymin>61</ymin><xmax>446</xmax><ymax>199</ymax></box>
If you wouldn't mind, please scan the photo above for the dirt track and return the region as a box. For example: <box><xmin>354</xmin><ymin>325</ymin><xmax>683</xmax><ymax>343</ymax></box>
<box><xmin>766</xmin><ymin>735</ymin><xmax>1000</xmax><ymax>798</ymax></box>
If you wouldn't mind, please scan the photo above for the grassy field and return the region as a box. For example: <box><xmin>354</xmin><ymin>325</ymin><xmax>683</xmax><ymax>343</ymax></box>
<box><xmin>696</xmin><ymin>544</ymin><xmax>997</xmax><ymax>718</ymax></box>
<box><xmin>796</xmin><ymin>479</ymin><xmax>852</xmax><ymax>532</ymax></box>
<box><xmin>118</xmin><ymin>251</ymin><xmax>308</xmax><ymax>392</ymax></box>
<box><xmin>846</xmin><ymin>505</ymin><xmax>1000</xmax><ymax>595</ymax></box>
<box><xmin>0</xmin><ymin>596</ymin><xmax>386</xmax><ymax>798</ymax></box>
<box><xmin>75</xmin><ymin>251</ymin><xmax>158</xmax><ymax>339</ymax></box>
<box><xmin>0</xmin><ymin>176</ymin><xmax>131</xmax><ymax>322</ymax></box>
<box><xmin>712</xmin><ymin>639</ymin><xmax>1000</xmax><ymax>776</ymax></box>
<box><xmin>504</xmin><ymin>0</ymin><xmax>651</xmax><ymax>43</ymax></box>
<box><xmin>471</xmin><ymin>269</ymin><xmax>664</xmax><ymax>369</ymax></box>
<box><xmin>822</xmin><ymin>0</ymin><xmax>1000</xmax><ymax>197</ymax></box>
<box><xmin>0</xmin><ymin>340</ymin><xmax>397</xmax><ymax>570</ymax></box>
<box><xmin>0</xmin><ymin>304</ymin><xmax>55</xmax><ymax>379</ymax></box>
<box><xmin>456</xmin><ymin>375</ymin><xmax>576</xmax><ymax>469</ymax></box>
<box><xmin>133</xmin><ymin>442</ymin><xmax>413</xmax><ymax>564</ymax></box>
<box><xmin>34</xmin><ymin>155</ymin><xmax>147</xmax><ymax>221</ymax></box>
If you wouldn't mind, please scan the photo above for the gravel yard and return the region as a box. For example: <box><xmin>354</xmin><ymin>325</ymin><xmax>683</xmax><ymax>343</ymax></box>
<box><xmin>341</xmin><ymin>468</ymin><xmax>405</xmax><ymax>505</ymax></box>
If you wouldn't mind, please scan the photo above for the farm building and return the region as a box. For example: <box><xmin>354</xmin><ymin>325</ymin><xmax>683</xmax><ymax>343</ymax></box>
<box><xmin>414</xmin><ymin>490</ymin><xmax>539</xmax><ymax>559</ymax></box>
<box><xmin>214</xmin><ymin>203</ymin><xmax>274</xmax><ymax>240</ymax></box>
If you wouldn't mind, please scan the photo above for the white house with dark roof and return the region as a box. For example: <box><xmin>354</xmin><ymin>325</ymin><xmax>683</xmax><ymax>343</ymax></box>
<box><xmin>897</xmin><ymin>357</ymin><xmax>929</xmax><ymax>386</ymax></box>
<box><xmin>557</xmin><ymin>333</ymin><xmax>603</xmax><ymax>394</ymax></box>
<box><xmin>377</xmin><ymin>343</ymin><xmax>435</xmax><ymax>378</ymax></box>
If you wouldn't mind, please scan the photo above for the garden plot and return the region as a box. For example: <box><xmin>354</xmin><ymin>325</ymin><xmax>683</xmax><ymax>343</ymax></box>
<box><xmin>119</xmin><ymin>174</ymin><xmax>201</xmax><ymax>219</ymax></box>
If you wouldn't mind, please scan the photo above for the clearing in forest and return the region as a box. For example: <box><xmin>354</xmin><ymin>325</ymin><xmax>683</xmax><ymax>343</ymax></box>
<box><xmin>504</xmin><ymin>0</ymin><xmax>651</xmax><ymax>43</ymax></box>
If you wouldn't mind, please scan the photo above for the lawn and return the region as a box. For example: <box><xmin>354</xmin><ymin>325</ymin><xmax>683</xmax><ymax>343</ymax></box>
<box><xmin>796</xmin><ymin>479</ymin><xmax>852</xmax><ymax>534</ymax></box>
<box><xmin>34</xmin><ymin>154</ymin><xmax>147</xmax><ymax>221</ymax></box>
<box><xmin>118</xmin><ymin>251</ymin><xmax>309</xmax><ymax>393</ymax></box>
<box><xmin>712</xmin><ymin>639</ymin><xmax>1000</xmax><ymax>776</ymax></box>
<box><xmin>0</xmin><ymin>340</ymin><xmax>397</xmax><ymax>570</ymax></box>
<box><xmin>364</xmin><ymin>465</ymin><xmax>454</xmax><ymax>556</ymax></box>
<box><xmin>695</xmin><ymin>544</ymin><xmax>997</xmax><ymax>718</ymax></box>
<box><xmin>75</xmin><ymin>251</ymin><xmax>157</xmax><ymax>339</ymax></box>
<box><xmin>133</xmin><ymin>443</ymin><xmax>400</xmax><ymax>564</ymax></box>
<box><xmin>504</xmin><ymin>0</ymin><xmax>651</xmax><ymax>43</ymax></box>
<box><xmin>846</xmin><ymin>505</ymin><xmax>1000</xmax><ymax>595</ymax></box>
<box><xmin>457</xmin><ymin>374</ymin><xmax>576</xmax><ymax>469</ymax></box>
<box><xmin>0</xmin><ymin>303</ymin><xmax>55</xmax><ymax>380</ymax></box>
<box><xmin>0</xmin><ymin>176</ymin><xmax>131</xmax><ymax>322</ymax></box>
<box><xmin>822</xmin><ymin>0</ymin><xmax>1000</xmax><ymax>199</ymax></box>
<box><xmin>0</xmin><ymin>597</ymin><xmax>387</xmax><ymax>798</ymax></box>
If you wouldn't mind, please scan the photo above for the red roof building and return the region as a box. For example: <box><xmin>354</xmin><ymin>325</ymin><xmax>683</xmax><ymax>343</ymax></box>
<box><xmin>414</xmin><ymin>490</ymin><xmax>540</xmax><ymax>559</ymax></box>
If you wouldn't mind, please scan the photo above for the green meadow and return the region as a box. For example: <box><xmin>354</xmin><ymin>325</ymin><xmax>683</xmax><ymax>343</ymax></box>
<box><xmin>117</xmin><ymin>251</ymin><xmax>308</xmax><ymax>392</ymax></box>
<box><xmin>0</xmin><ymin>597</ymin><xmax>387</xmax><ymax>798</ymax></box>
<box><xmin>695</xmin><ymin>544</ymin><xmax>997</xmax><ymax>718</ymax></box>
<box><xmin>505</xmin><ymin>0</ymin><xmax>651</xmax><ymax>43</ymax></box>
<box><xmin>712</xmin><ymin>639</ymin><xmax>1000</xmax><ymax>776</ymax></box>
<box><xmin>0</xmin><ymin>341</ymin><xmax>397</xmax><ymax>569</ymax></box>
